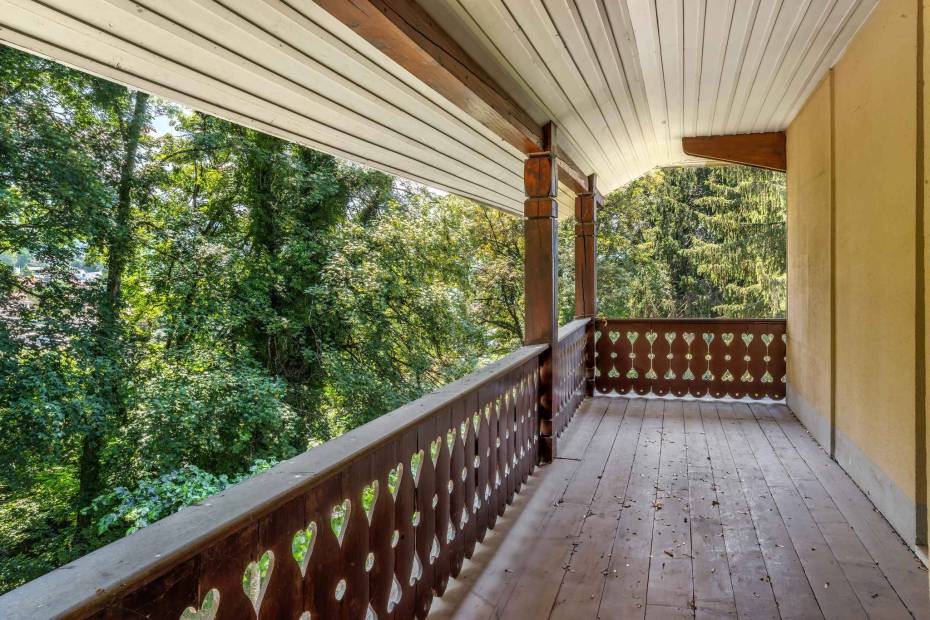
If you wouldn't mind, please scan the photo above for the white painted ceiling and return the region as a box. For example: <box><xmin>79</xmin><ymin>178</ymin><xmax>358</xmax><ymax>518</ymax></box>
<box><xmin>0</xmin><ymin>0</ymin><xmax>877</xmax><ymax>216</ymax></box>
<box><xmin>422</xmin><ymin>0</ymin><xmax>878</xmax><ymax>192</ymax></box>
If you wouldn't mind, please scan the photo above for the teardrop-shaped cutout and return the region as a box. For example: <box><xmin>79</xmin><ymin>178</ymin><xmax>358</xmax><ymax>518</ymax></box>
<box><xmin>388</xmin><ymin>575</ymin><xmax>402</xmax><ymax>612</ymax></box>
<box><xmin>409</xmin><ymin>553</ymin><xmax>423</xmax><ymax>586</ymax></box>
<box><xmin>430</xmin><ymin>436</ymin><xmax>442</xmax><ymax>466</ymax></box>
<box><xmin>365</xmin><ymin>552</ymin><xmax>375</xmax><ymax>572</ymax></box>
<box><xmin>242</xmin><ymin>550</ymin><xmax>274</xmax><ymax>615</ymax></box>
<box><xmin>429</xmin><ymin>535</ymin><xmax>440</xmax><ymax>564</ymax></box>
<box><xmin>365</xmin><ymin>604</ymin><xmax>378</xmax><ymax>620</ymax></box>
<box><xmin>446</xmin><ymin>428</ymin><xmax>456</xmax><ymax>452</ymax></box>
<box><xmin>292</xmin><ymin>521</ymin><xmax>317</xmax><ymax>576</ymax></box>
<box><xmin>460</xmin><ymin>420</ymin><xmax>468</xmax><ymax>443</ymax></box>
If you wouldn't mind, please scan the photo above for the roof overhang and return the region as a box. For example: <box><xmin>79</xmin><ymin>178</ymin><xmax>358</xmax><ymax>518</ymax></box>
<box><xmin>0</xmin><ymin>0</ymin><xmax>877</xmax><ymax>217</ymax></box>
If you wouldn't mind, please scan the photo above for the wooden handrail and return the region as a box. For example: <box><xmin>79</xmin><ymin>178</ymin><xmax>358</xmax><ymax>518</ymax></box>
<box><xmin>557</xmin><ymin>317</ymin><xmax>590</xmax><ymax>343</ymax></box>
<box><xmin>553</xmin><ymin>318</ymin><xmax>591</xmax><ymax>437</ymax></box>
<box><xmin>0</xmin><ymin>343</ymin><xmax>548</xmax><ymax>619</ymax></box>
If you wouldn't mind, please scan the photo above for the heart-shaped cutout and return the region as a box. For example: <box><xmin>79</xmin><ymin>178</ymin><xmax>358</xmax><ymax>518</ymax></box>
<box><xmin>626</xmin><ymin>331</ymin><xmax>638</xmax><ymax>344</ymax></box>
<box><xmin>387</xmin><ymin>463</ymin><xmax>403</xmax><ymax>499</ymax></box>
<box><xmin>362</xmin><ymin>480</ymin><xmax>378</xmax><ymax>524</ymax></box>
<box><xmin>741</xmin><ymin>333</ymin><xmax>754</xmax><ymax>346</ymax></box>
<box><xmin>683</xmin><ymin>332</ymin><xmax>695</xmax><ymax>345</ymax></box>
<box><xmin>331</xmin><ymin>499</ymin><xmax>350</xmax><ymax>546</ymax></box>
<box><xmin>410</xmin><ymin>450</ymin><xmax>424</xmax><ymax>487</ymax></box>
<box><xmin>430</xmin><ymin>436</ymin><xmax>442</xmax><ymax>466</ymax></box>
<box><xmin>761</xmin><ymin>333</ymin><xmax>774</xmax><ymax>346</ymax></box>
<box><xmin>291</xmin><ymin>521</ymin><xmax>317</xmax><ymax>576</ymax></box>
<box><xmin>721</xmin><ymin>332</ymin><xmax>734</xmax><ymax>346</ymax></box>
<box><xmin>446</xmin><ymin>428</ymin><xmax>456</xmax><ymax>452</ymax></box>
<box><xmin>703</xmin><ymin>332</ymin><xmax>715</xmax><ymax>345</ymax></box>
<box><xmin>645</xmin><ymin>331</ymin><xmax>658</xmax><ymax>345</ymax></box>
<box><xmin>180</xmin><ymin>588</ymin><xmax>220</xmax><ymax>620</ymax></box>
<box><xmin>608</xmin><ymin>330</ymin><xmax>620</xmax><ymax>343</ymax></box>
<box><xmin>242</xmin><ymin>550</ymin><xmax>274</xmax><ymax>615</ymax></box>
<box><xmin>460</xmin><ymin>420</ymin><xmax>468</xmax><ymax>443</ymax></box>
<box><xmin>472</xmin><ymin>412</ymin><xmax>481</xmax><ymax>434</ymax></box>
<box><xmin>664</xmin><ymin>331</ymin><xmax>676</xmax><ymax>344</ymax></box>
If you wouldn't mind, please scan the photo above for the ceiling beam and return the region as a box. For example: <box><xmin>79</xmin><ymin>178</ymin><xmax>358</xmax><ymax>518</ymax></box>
<box><xmin>681</xmin><ymin>132</ymin><xmax>787</xmax><ymax>172</ymax></box>
<box><xmin>314</xmin><ymin>0</ymin><xmax>589</xmax><ymax>194</ymax></box>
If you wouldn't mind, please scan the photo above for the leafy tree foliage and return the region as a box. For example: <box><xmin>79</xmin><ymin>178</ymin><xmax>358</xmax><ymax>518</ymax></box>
<box><xmin>0</xmin><ymin>47</ymin><xmax>784</xmax><ymax>593</ymax></box>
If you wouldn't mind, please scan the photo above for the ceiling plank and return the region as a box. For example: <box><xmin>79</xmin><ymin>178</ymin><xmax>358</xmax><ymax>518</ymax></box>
<box><xmin>681</xmin><ymin>131</ymin><xmax>786</xmax><ymax>171</ymax></box>
<box><xmin>313</xmin><ymin>0</ymin><xmax>588</xmax><ymax>194</ymax></box>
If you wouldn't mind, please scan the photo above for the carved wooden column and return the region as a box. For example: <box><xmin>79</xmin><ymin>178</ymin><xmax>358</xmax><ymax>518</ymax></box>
<box><xmin>524</xmin><ymin>123</ymin><xmax>559</xmax><ymax>463</ymax></box>
<box><xmin>575</xmin><ymin>174</ymin><xmax>600</xmax><ymax>397</ymax></box>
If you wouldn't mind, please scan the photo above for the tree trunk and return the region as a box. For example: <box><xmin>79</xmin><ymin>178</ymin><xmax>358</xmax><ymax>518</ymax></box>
<box><xmin>76</xmin><ymin>91</ymin><xmax>148</xmax><ymax>530</ymax></box>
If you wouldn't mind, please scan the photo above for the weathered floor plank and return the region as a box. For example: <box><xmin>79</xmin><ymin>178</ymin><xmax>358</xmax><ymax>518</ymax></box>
<box><xmin>764</xmin><ymin>403</ymin><xmax>930</xmax><ymax>619</ymax></box>
<box><xmin>683</xmin><ymin>400</ymin><xmax>737</xmax><ymax>619</ymax></box>
<box><xmin>432</xmin><ymin>397</ymin><xmax>929</xmax><ymax>620</ymax></box>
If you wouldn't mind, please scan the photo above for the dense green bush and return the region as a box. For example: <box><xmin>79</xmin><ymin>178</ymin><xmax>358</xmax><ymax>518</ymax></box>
<box><xmin>126</xmin><ymin>357</ymin><xmax>298</xmax><ymax>477</ymax></box>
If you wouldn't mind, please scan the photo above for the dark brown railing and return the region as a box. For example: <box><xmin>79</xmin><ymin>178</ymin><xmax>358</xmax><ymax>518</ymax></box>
<box><xmin>594</xmin><ymin>318</ymin><xmax>787</xmax><ymax>400</ymax></box>
<box><xmin>0</xmin><ymin>343</ymin><xmax>563</xmax><ymax>619</ymax></box>
<box><xmin>553</xmin><ymin>318</ymin><xmax>588</xmax><ymax>436</ymax></box>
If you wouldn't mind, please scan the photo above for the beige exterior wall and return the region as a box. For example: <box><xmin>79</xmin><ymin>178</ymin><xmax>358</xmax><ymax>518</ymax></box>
<box><xmin>923</xmin><ymin>0</ymin><xmax>929</xmax><ymax>549</ymax></box>
<box><xmin>786</xmin><ymin>0</ymin><xmax>926</xmax><ymax>545</ymax></box>
<box><xmin>786</xmin><ymin>77</ymin><xmax>833</xmax><ymax>448</ymax></box>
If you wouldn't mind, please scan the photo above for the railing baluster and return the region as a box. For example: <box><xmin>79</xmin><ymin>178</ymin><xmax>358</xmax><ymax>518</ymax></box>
<box><xmin>369</xmin><ymin>444</ymin><xmax>396</xmax><ymax>619</ymax></box>
<box><xmin>462</xmin><ymin>391</ymin><xmax>479</xmax><ymax>558</ymax></box>
<box><xmin>393</xmin><ymin>428</ymin><xmax>418</xmax><ymax>620</ymax></box>
<box><xmin>0</xmin><ymin>340</ymin><xmax>597</xmax><ymax>620</ymax></box>
<box><xmin>594</xmin><ymin>319</ymin><xmax>787</xmax><ymax>400</ymax></box>
<box><xmin>449</xmin><ymin>398</ymin><xmax>467</xmax><ymax>577</ymax></box>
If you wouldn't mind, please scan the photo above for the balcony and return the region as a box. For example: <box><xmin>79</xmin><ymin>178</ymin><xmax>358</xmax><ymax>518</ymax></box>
<box><xmin>1</xmin><ymin>0</ymin><xmax>928</xmax><ymax>617</ymax></box>
<box><xmin>1</xmin><ymin>318</ymin><xmax>925</xmax><ymax>619</ymax></box>
<box><xmin>432</xmin><ymin>398</ymin><xmax>929</xmax><ymax>619</ymax></box>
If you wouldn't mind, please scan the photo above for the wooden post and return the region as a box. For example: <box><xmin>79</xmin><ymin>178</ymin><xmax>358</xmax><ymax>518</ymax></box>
<box><xmin>575</xmin><ymin>174</ymin><xmax>600</xmax><ymax>396</ymax></box>
<box><xmin>524</xmin><ymin>123</ymin><xmax>559</xmax><ymax>463</ymax></box>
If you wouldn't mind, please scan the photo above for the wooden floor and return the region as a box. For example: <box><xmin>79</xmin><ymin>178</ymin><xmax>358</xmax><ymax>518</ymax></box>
<box><xmin>430</xmin><ymin>397</ymin><xmax>929</xmax><ymax>620</ymax></box>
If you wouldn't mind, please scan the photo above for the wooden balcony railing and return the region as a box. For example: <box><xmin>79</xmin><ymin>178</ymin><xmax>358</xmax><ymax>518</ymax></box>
<box><xmin>594</xmin><ymin>318</ymin><xmax>787</xmax><ymax>400</ymax></box>
<box><xmin>1</xmin><ymin>337</ymin><xmax>595</xmax><ymax>620</ymax></box>
<box><xmin>553</xmin><ymin>318</ymin><xmax>588</xmax><ymax>436</ymax></box>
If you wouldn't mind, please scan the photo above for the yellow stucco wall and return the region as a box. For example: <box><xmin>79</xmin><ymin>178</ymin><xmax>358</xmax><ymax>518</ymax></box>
<box><xmin>787</xmin><ymin>0</ymin><xmax>923</xmax><ymax>543</ymax></box>
<box><xmin>833</xmin><ymin>0</ymin><xmax>919</xmax><ymax>541</ymax></box>
<box><xmin>786</xmin><ymin>76</ymin><xmax>833</xmax><ymax>448</ymax></box>
<box><xmin>923</xmin><ymin>0</ymin><xmax>929</xmax><ymax>548</ymax></box>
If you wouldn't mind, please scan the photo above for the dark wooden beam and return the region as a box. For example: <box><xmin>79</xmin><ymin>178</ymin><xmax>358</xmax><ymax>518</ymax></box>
<box><xmin>574</xmin><ymin>174</ymin><xmax>599</xmax><ymax>397</ymax></box>
<box><xmin>682</xmin><ymin>132</ymin><xmax>786</xmax><ymax>172</ymax></box>
<box><xmin>315</xmin><ymin>0</ymin><xmax>588</xmax><ymax>194</ymax></box>
<box><xmin>525</xmin><ymin>123</ymin><xmax>559</xmax><ymax>462</ymax></box>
